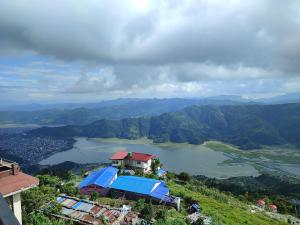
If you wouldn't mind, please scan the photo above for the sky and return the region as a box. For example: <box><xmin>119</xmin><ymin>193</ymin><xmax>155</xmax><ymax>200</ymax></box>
<box><xmin>0</xmin><ymin>0</ymin><xmax>300</xmax><ymax>104</ymax></box>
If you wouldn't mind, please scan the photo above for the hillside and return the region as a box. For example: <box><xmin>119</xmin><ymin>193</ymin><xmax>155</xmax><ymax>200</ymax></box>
<box><xmin>29</xmin><ymin>103</ymin><xmax>300</xmax><ymax>149</ymax></box>
<box><xmin>0</xmin><ymin>98</ymin><xmax>246</xmax><ymax>126</ymax></box>
<box><xmin>21</xmin><ymin>171</ymin><xmax>291</xmax><ymax>225</ymax></box>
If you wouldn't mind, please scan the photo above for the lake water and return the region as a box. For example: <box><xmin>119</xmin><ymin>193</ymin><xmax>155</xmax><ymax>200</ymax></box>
<box><xmin>40</xmin><ymin>137</ymin><xmax>260</xmax><ymax>178</ymax></box>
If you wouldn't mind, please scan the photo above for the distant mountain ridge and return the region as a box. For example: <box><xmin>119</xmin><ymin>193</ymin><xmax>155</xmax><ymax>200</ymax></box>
<box><xmin>29</xmin><ymin>103</ymin><xmax>300</xmax><ymax>150</ymax></box>
<box><xmin>2</xmin><ymin>92</ymin><xmax>300</xmax><ymax>112</ymax></box>
<box><xmin>0</xmin><ymin>98</ymin><xmax>249</xmax><ymax>125</ymax></box>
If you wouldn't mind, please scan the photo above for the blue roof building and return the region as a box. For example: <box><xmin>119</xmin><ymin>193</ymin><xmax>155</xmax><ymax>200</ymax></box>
<box><xmin>79</xmin><ymin>167</ymin><xmax>118</xmax><ymax>196</ymax></box>
<box><xmin>111</xmin><ymin>176</ymin><xmax>169</xmax><ymax>201</ymax></box>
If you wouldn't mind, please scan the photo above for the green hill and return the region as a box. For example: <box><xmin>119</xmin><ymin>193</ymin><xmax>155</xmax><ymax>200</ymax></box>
<box><xmin>22</xmin><ymin>172</ymin><xmax>290</xmax><ymax>225</ymax></box>
<box><xmin>29</xmin><ymin>103</ymin><xmax>300</xmax><ymax>149</ymax></box>
<box><xmin>0</xmin><ymin>98</ymin><xmax>245</xmax><ymax>125</ymax></box>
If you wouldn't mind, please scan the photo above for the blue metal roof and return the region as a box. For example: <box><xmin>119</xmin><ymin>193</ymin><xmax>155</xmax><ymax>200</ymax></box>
<box><xmin>111</xmin><ymin>176</ymin><xmax>165</xmax><ymax>195</ymax></box>
<box><xmin>79</xmin><ymin>166</ymin><xmax>118</xmax><ymax>189</ymax></box>
<box><xmin>157</xmin><ymin>169</ymin><xmax>167</xmax><ymax>177</ymax></box>
<box><xmin>150</xmin><ymin>182</ymin><xmax>170</xmax><ymax>200</ymax></box>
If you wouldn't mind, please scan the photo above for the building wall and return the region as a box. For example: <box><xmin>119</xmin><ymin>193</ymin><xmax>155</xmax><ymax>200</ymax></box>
<box><xmin>111</xmin><ymin>159</ymin><xmax>152</xmax><ymax>173</ymax></box>
<box><xmin>124</xmin><ymin>159</ymin><xmax>152</xmax><ymax>172</ymax></box>
<box><xmin>79</xmin><ymin>185</ymin><xmax>109</xmax><ymax>197</ymax></box>
<box><xmin>111</xmin><ymin>160</ymin><xmax>123</xmax><ymax>167</ymax></box>
<box><xmin>12</xmin><ymin>193</ymin><xmax>22</xmax><ymax>225</ymax></box>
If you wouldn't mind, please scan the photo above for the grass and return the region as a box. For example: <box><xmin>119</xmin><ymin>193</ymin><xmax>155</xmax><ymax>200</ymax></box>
<box><xmin>203</xmin><ymin>141</ymin><xmax>300</xmax><ymax>165</ymax></box>
<box><xmin>168</xmin><ymin>181</ymin><xmax>288</xmax><ymax>225</ymax></box>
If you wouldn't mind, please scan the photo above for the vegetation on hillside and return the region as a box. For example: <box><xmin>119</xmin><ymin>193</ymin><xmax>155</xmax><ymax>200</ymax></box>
<box><xmin>0</xmin><ymin>98</ymin><xmax>243</xmax><ymax>125</ymax></box>
<box><xmin>30</xmin><ymin>103</ymin><xmax>300</xmax><ymax>149</ymax></box>
<box><xmin>20</xmin><ymin>169</ymin><xmax>291</xmax><ymax>225</ymax></box>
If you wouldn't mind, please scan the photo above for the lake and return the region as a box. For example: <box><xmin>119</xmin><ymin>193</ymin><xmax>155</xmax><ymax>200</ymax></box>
<box><xmin>40</xmin><ymin>137</ymin><xmax>260</xmax><ymax>178</ymax></box>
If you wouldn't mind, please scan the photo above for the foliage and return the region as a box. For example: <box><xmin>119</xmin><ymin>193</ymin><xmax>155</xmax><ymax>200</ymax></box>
<box><xmin>156</xmin><ymin>209</ymin><xmax>167</xmax><ymax>221</ymax></box>
<box><xmin>22</xmin><ymin>186</ymin><xmax>57</xmax><ymax>216</ymax></box>
<box><xmin>169</xmin><ymin>181</ymin><xmax>288</xmax><ymax>225</ymax></box>
<box><xmin>24</xmin><ymin>213</ymin><xmax>73</xmax><ymax>225</ymax></box>
<box><xmin>178</xmin><ymin>172</ymin><xmax>191</xmax><ymax>182</ymax></box>
<box><xmin>195</xmin><ymin>173</ymin><xmax>300</xmax><ymax>214</ymax></box>
<box><xmin>37</xmin><ymin>174</ymin><xmax>61</xmax><ymax>187</ymax></box>
<box><xmin>90</xmin><ymin>191</ymin><xmax>99</xmax><ymax>201</ymax></box>
<box><xmin>30</xmin><ymin>103</ymin><xmax>300</xmax><ymax>149</ymax></box>
<box><xmin>140</xmin><ymin>203</ymin><xmax>154</xmax><ymax>221</ymax></box>
<box><xmin>135</xmin><ymin>199</ymin><xmax>146</xmax><ymax>212</ymax></box>
<box><xmin>196</xmin><ymin>217</ymin><xmax>205</xmax><ymax>225</ymax></box>
<box><xmin>60</xmin><ymin>183</ymin><xmax>79</xmax><ymax>196</ymax></box>
<box><xmin>151</xmin><ymin>158</ymin><xmax>160</xmax><ymax>173</ymax></box>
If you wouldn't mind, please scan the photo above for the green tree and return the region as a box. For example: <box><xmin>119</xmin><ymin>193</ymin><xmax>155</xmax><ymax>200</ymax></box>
<box><xmin>60</xmin><ymin>183</ymin><xmax>78</xmax><ymax>196</ymax></box>
<box><xmin>135</xmin><ymin>199</ymin><xmax>145</xmax><ymax>212</ymax></box>
<box><xmin>141</xmin><ymin>203</ymin><xmax>154</xmax><ymax>221</ymax></box>
<box><xmin>90</xmin><ymin>191</ymin><xmax>99</xmax><ymax>201</ymax></box>
<box><xmin>151</xmin><ymin>158</ymin><xmax>160</xmax><ymax>173</ymax></box>
<box><xmin>156</xmin><ymin>209</ymin><xmax>167</xmax><ymax>221</ymax></box>
<box><xmin>196</xmin><ymin>217</ymin><xmax>205</xmax><ymax>225</ymax></box>
<box><xmin>24</xmin><ymin>213</ymin><xmax>74</xmax><ymax>225</ymax></box>
<box><xmin>37</xmin><ymin>175</ymin><xmax>61</xmax><ymax>187</ymax></box>
<box><xmin>178</xmin><ymin>172</ymin><xmax>191</xmax><ymax>182</ymax></box>
<box><xmin>22</xmin><ymin>186</ymin><xmax>57</xmax><ymax>215</ymax></box>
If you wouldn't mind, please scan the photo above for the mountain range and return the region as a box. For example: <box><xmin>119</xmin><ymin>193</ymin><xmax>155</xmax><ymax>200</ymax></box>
<box><xmin>1</xmin><ymin>93</ymin><xmax>300</xmax><ymax>126</ymax></box>
<box><xmin>29</xmin><ymin>103</ymin><xmax>300</xmax><ymax>150</ymax></box>
<box><xmin>0</xmin><ymin>98</ymin><xmax>250</xmax><ymax>125</ymax></box>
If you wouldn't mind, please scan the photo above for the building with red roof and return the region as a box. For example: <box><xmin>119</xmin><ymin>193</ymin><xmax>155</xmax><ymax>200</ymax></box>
<box><xmin>269</xmin><ymin>204</ymin><xmax>277</xmax><ymax>213</ymax></box>
<box><xmin>110</xmin><ymin>150</ymin><xmax>157</xmax><ymax>173</ymax></box>
<box><xmin>0</xmin><ymin>159</ymin><xmax>39</xmax><ymax>225</ymax></box>
<box><xmin>257</xmin><ymin>199</ymin><xmax>265</xmax><ymax>208</ymax></box>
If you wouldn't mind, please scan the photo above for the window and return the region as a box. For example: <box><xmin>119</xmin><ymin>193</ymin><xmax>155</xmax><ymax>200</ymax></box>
<box><xmin>137</xmin><ymin>161</ymin><xmax>141</xmax><ymax>165</ymax></box>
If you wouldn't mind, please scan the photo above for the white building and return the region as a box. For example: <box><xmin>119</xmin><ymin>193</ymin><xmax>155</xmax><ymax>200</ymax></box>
<box><xmin>110</xmin><ymin>151</ymin><xmax>158</xmax><ymax>173</ymax></box>
<box><xmin>0</xmin><ymin>159</ymin><xmax>39</xmax><ymax>225</ymax></box>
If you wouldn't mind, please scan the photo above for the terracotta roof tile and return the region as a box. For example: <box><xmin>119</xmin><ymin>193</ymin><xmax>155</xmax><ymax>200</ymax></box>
<box><xmin>0</xmin><ymin>172</ymin><xmax>39</xmax><ymax>197</ymax></box>
<box><xmin>110</xmin><ymin>150</ymin><xmax>128</xmax><ymax>160</ymax></box>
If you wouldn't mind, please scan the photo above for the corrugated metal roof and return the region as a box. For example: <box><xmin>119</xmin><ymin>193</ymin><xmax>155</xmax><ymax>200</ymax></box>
<box><xmin>150</xmin><ymin>182</ymin><xmax>169</xmax><ymax>200</ymax></box>
<box><xmin>56</xmin><ymin>195</ymin><xmax>137</xmax><ymax>225</ymax></box>
<box><xmin>111</xmin><ymin>176</ymin><xmax>164</xmax><ymax>195</ymax></box>
<box><xmin>72</xmin><ymin>201</ymin><xmax>94</xmax><ymax>212</ymax></box>
<box><xmin>157</xmin><ymin>169</ymin><xmax>167</xmax><ymax>177</ymax></box>
<box><xmin>79</xmin><ymin>166</ymin><xmax>118</xmax><ymax>189</ymax></box>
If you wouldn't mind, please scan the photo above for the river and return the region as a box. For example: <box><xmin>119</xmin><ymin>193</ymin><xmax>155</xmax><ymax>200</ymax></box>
<box><xmin>39</xmin><ymin>137</ymin><xmax>260</xmax><ymax>178</ymax></box>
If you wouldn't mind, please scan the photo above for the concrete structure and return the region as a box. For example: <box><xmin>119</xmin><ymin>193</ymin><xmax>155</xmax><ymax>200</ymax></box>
<box><xmin>79</xmin><ymin>166</ymin><xmax>118</xmax><ymax>196</ymax></box>
<box><xmin>110</xmin><ymin>151</ymin><xmax>158</xmax><ymax>173</ymax></box>
<box><xmin>0</xmin><ymin>159</ymin><xmax>39</xmax><ymax>225</ymax></box>
<box><xmin>0</xmin><ymin>194</ymin><xmax>21</xmax><ymax>225</ymax></box>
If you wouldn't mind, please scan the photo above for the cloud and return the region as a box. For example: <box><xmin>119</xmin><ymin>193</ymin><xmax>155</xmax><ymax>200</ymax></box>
<box><xmin>0</xmin><ymin>0</ymin><xmax>299</xmax><ymax>72</ymax></box>
<box><xmin>0</xmin><ymin>0</ymin><xmax>299</xmax><ymax>102</ymax></box>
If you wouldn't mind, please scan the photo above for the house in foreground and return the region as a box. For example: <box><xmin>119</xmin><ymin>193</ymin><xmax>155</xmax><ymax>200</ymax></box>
<box><xmin>110</xmin><ymin>151</ymin><xmax>158</xmax><ymax>173</ymax></box>
<box><xmin>79</xmin><ymin>166</ymin><xmax>118</xmax><ymax>196</ymax></box>
<box><xmin>0</xmin><ymin>159</ymin><xmax>39</xmax><ymax>225</ymax></box>
<box><xmin>111</xmin><ymin>176</ymin><xmax>180</xmax><ymax>210</ymax></box>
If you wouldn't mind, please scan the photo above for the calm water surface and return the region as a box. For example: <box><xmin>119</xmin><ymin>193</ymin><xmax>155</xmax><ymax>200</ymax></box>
<box><xmin>40</xmin><ymin>137</ymin><xmax>260</xmax><ymax>178</ymax></box>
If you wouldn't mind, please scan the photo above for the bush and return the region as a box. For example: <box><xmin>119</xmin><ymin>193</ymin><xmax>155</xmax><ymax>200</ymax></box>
<box><xmin>140</xmin><ymin>203</ymin><xmax>154</xmax><ymax>221</ymax></box>
<box><xmin>156</xmin><ymin>209</ymin><xmax>167</xmax><ymax>221</ymax></box>
<box><xmin>178</xmin><ymin>172</ymin><xmax>191</xmax><ymax>182</ymax></box>
<box><xmin>90</xmin><ymin>191</ymin><xmax>99</xmax><ymax>201</ymax></box>
<box><xmin>135</xmin><ymin>199</ymin><xmax>145</xmax><ymax>212</ymax></box>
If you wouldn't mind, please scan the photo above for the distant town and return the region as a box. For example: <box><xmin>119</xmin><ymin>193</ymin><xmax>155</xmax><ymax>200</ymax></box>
<box><xmin>0</xmin><ymin>128</ymin><xmax>74</xmax><ymax>166</ymax></box>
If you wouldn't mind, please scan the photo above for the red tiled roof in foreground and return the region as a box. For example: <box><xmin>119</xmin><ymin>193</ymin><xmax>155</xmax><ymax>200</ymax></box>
<box><xmin>110</xmin><ymin>150</ymin><xmax>128</xmax><ymax>160</ymax></box>
<box><xmin>0</xmin><ymin>172</ymin><xmax>39</xmax><ymax>197</ymax></box>
<box><xmin>130</xmin><ymin>152</ymin><xmax>155</xmax><ymax>162</ymax></box>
